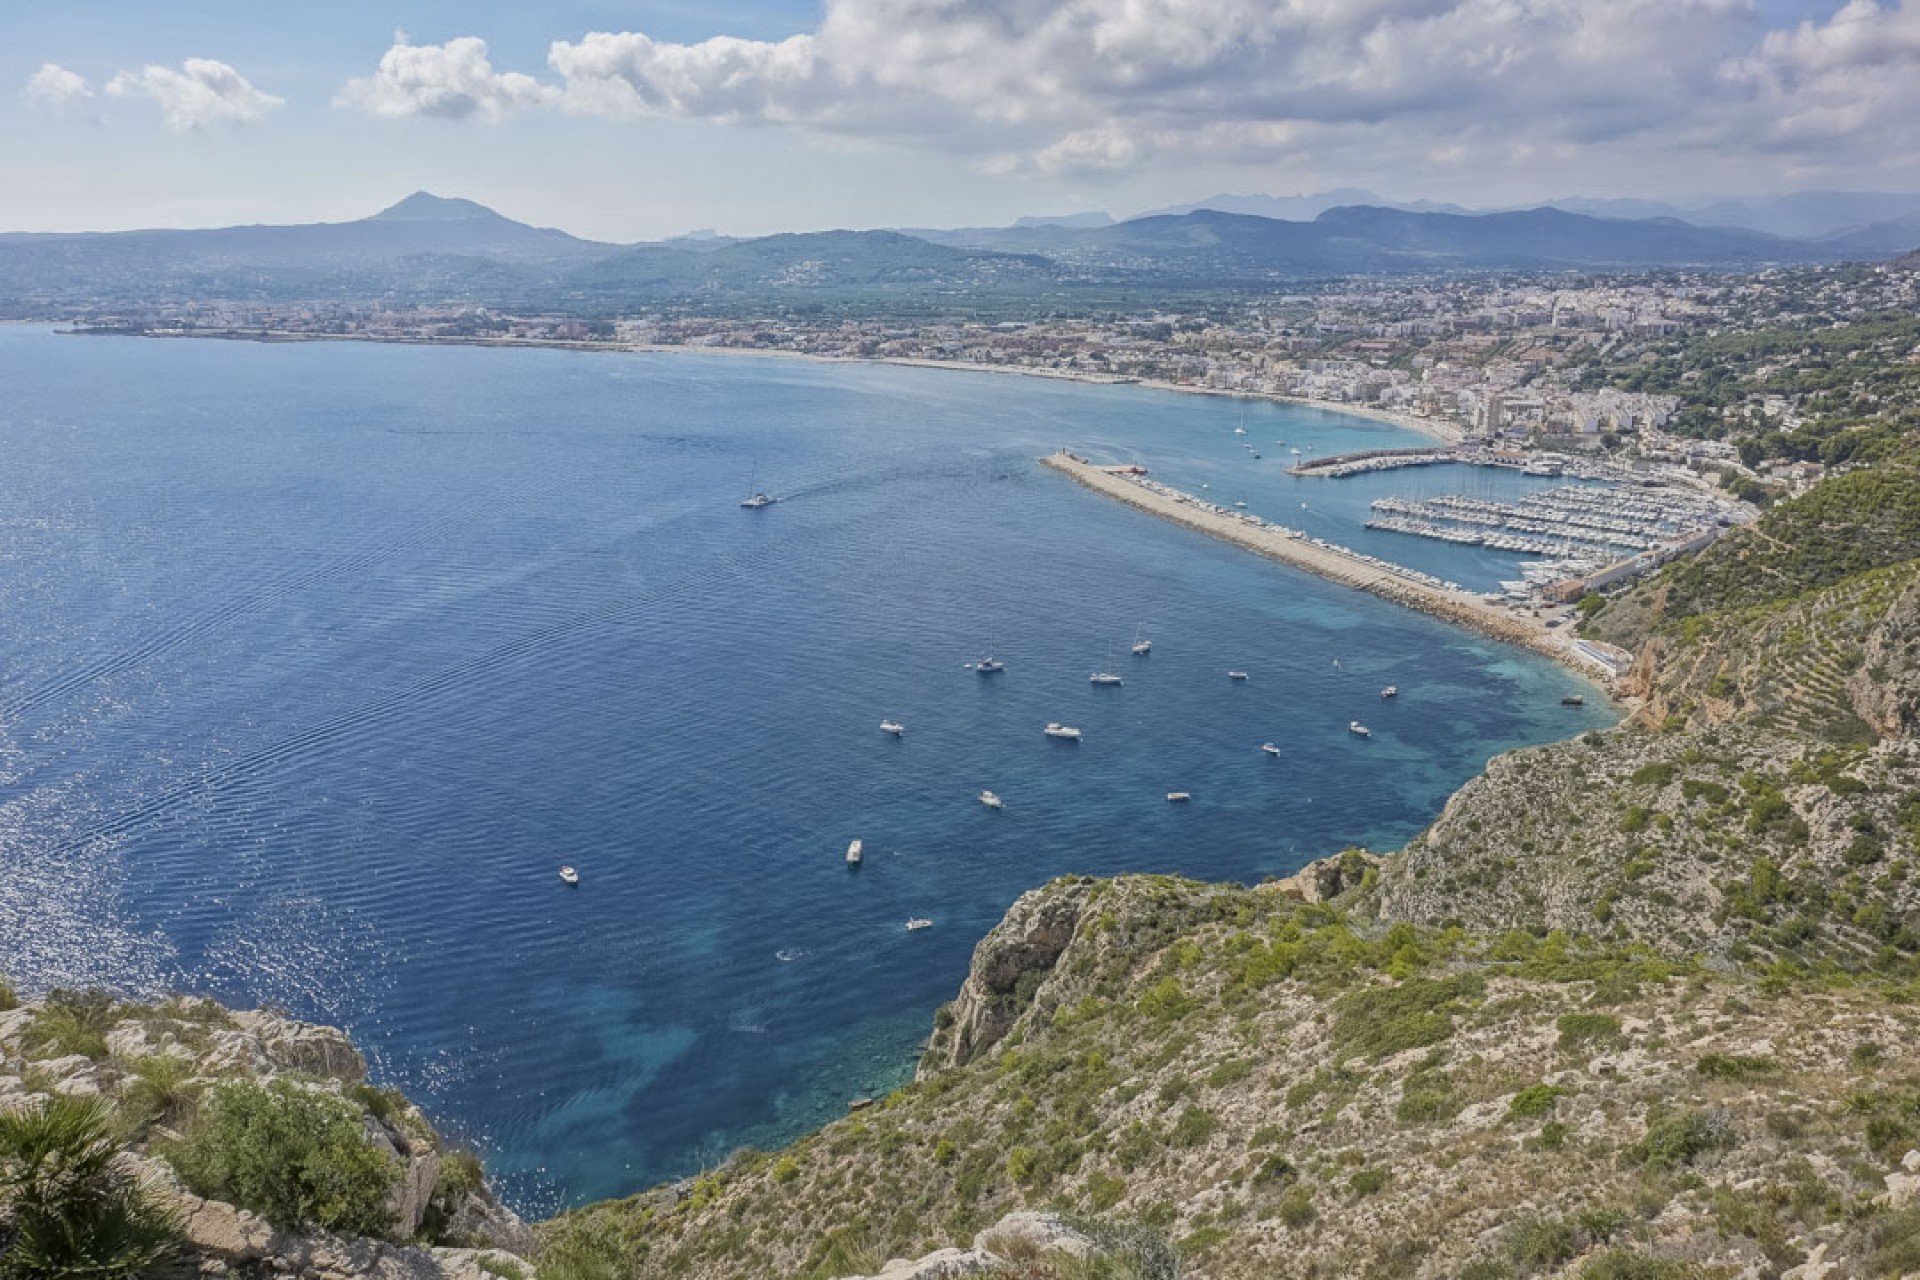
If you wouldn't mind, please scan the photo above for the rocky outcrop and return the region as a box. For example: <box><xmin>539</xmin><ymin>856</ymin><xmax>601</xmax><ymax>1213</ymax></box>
<box><xmin>0</xmin><ymin>998</ymin><xmax>534</xmax><ymax>1280</ymax></box>
<box><xmin>840</xmin><ymin>1212</ymin><xmax>1098</xmax><ymax>1280</ymax></box>
<box><xmin>1269</xmin><ymin>848</ymin><xmax>1384</xmax><ymax>904</ymax></box>
<box><xmin>918</xmin><ymin>878</ymin><xmax>1094</xmax><ymax>1075</ymax></box>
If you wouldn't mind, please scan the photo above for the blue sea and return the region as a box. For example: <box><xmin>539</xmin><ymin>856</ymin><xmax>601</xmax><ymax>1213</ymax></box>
<box><xmin>0</xmin><ymin>327</ymin><xmax>1613</xmax><ymax>1209</ymax></box>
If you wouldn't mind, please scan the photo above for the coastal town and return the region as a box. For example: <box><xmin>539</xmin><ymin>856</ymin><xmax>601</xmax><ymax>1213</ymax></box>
<box><xmin>100</xmin><ymin>257</ymin><xmax>1917</xmax><ymax>508</ymax></box>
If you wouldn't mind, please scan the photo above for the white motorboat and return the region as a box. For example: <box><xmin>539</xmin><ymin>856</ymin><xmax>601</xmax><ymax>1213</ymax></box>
<box><xmin>1043</xmin><ymin>722</ymin><xmax>1082</xmax><ymax>740</ymax></box>
<box><xmin>905</xmin><ymin>918</ymin><xmax>933</xmax><ymax>931</ymax></box>
<box><xmin>1381</xmin><ymin>686</ymin><xmax>1398</xmax><ymax>699</ymax></box>
<box><xmin>739</xmin><ymin>459</ymin><xmax>776</xmax><ymax>509</ymax></box>
<box><xmin>979</xmin><ymin>790</ymin><xmax>1003</xmax><ymax>809</ymax></box>
<box><xmin>558</xmin><ymin>865</ymin><xmax>580</xmax><ymax>886</ymax></box>
<box><xmin>846</xmin><ymin>839</ymin><xmax>864</xmax><ymax>866</ymax></box>
<box><xmin>1227</xmin><ymin>670</ymin><xmax>1249</xmax><ymax>681</ymax></box>
<box><xmin>1349</xmin><ymin>721</ymin><xmax>1372</xmax><ymax>737</ymax></box>
<box><xmin>1165</xmin><ymin>791</ymin><xmax>1191</xmax><ymax>803</ymax></box>
<box><xmin>879</xmin><ymin>720</ymin><xmax>905</xmax><ymax>735</ymax></box>
<box><xmin>1261</xmin><ymin>743</ymin><xmax>1281</xmax><ymax>756</ymax></box>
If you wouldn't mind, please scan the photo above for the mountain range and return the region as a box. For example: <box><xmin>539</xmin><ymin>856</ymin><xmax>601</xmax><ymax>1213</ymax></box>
<box><xmin>1</xmin><ymin>190</ymin><xmax>1913</xmax><ymax>317</ymax></box>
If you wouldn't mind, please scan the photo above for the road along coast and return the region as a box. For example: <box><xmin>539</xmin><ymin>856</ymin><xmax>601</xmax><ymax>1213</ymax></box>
<box><xmin>1040</xmin><ymin>450</ymin><xmax>1615</xmax><ymax>691</ymax></box>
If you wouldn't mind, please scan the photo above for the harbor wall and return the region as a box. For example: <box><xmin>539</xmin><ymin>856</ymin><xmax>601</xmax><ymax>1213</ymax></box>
<box><xmin>1039</xmin><ymin>451</ymin><xmax>1609</xmax><ymax>688</ymax></box>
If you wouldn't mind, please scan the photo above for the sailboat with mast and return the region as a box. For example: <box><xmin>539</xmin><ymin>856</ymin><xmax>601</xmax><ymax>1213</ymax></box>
<box><xmin>973</xmin><ymin>626</ymin><xmax>1005</xmax><ymax>674</ymax></box>
<box><xmin>740</xmin><ymin>459</ymin><xmax>776</xmax><ymax>509</ymax></box>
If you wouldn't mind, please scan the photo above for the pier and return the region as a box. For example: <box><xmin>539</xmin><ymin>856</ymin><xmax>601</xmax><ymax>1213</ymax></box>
<box><xmin>1040</xmin><ymin>452</ymin><xmax>1605</xmax><ymax>681</ymax></box>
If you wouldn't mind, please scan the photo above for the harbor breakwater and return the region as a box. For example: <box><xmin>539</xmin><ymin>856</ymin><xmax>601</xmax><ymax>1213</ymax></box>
<box><xmin>1040</xmin><ymin>451</ymin><xmax>1612</xmax><ymax>689</ymax></box>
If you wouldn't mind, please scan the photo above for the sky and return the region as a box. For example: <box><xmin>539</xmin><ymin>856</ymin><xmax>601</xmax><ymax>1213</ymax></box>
<box><xmin>4</xmin><ymin>0</ymin><xmax>1918</xmax><ymax>241</ymax></box>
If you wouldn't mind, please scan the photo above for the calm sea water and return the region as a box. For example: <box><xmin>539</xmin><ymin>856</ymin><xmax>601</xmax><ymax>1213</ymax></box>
<box><xmin>0</xmin><ymin>328</ymin><xmax>1612</xmax><ymax>1208</ymax></box>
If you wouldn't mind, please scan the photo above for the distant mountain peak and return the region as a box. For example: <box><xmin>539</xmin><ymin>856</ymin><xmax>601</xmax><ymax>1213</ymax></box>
<box><xmin>369</xmin><ymin>192</ymin><xmax>503</xmax><ymax>223</ymax></box>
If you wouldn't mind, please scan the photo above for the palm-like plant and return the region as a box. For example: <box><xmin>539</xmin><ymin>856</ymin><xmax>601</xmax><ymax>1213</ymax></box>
<box><xmin>0</xmin><ymin>1095</ymin><xmax>178</xmax><ymax>1280</ymax></box>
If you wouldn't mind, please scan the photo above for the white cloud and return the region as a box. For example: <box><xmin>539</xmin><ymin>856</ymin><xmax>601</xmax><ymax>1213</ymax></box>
<box><xmin>22</xmin><ymin>63</ymin><xmax>93</xmax><ymax>113</ymax></box>
<box><xmin>328</xmin><ymin>0</ymin><xmax>1920</xmax><ymax>188</ymax></box>
<box><xmin>106</xmin><ymin>59</ymin><xmax>283</xmax><ymax>130</ymax></box>
<box><xmin>335</xmin><ymin>34</ymin><xmax>558</xmax><ymax>121</ymax></box>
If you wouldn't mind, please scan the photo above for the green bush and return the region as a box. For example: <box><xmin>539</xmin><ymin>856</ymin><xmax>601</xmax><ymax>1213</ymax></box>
<box><xmin>1275</xmin><ymin>1185</ymin><xmax>1315</xmax><ymax>1229</ymax></box>
<box><xmin>24</xmin><ymin>991</ymin><xmax>119</xmax><ymax>1061</ymax></box>
<box><xmin>1331</xmin><ymin>975</ymin><xmax>1481</xmax><ymax>1060</ymax></box>
<box><xmin>1348</xmin><ymin>1168</ymin><xmax>1389</xmax><ymax>1197</ymax></box>
<box><xmin>0</xmin><ymin>978</ymin><xmax>16</xmax><ymax>1012</ymax></box>
<box><xmin>0</xmin><ymin>1094</ymin><xmax>179</xmax><ymax>1280</ymax></box>
<box><xmin>1628</xmin><ymin>1107</ymin><xmax>1735</xmax><ymax>1169</ymax></box>
<box><xmin>1556</xmin><ymin>1013</ymin><xmax>1623</xmax><ymax>1052</ymax></box>
<box><xmin>164</xmin><ymin>1080</ymin><xmax>398</xmax><ymax>1236</ymax></box>
<box><xmin>1695</xmin><ymin>1053</ymin><xmax>1779</xmax><ymax>1080</ymax></box>
<box><xmin>1507</xmin><ymin>1084</ymin><xmax>1567</xmax><ymax>1121</ymax></box>
<box><xmin>1577</xmin><ymin>1253</ymin><xmax>1692</xmax><ymax>1280</ymax></box>
<box><xmin>1169</xmin><ymin>1107</ymin><xmax>1217</xmax><ymax>1148</ymax></box>
<box><xmin>118</xmin><ymin>1054</ymin><xmax>201</xmax><ymax>1133</ymax></box>
<box><xmin>1630</xmin><ymin>763</ymin><xmax>1678</xmax><ymax>788</ymax></box>
<box><xmin>1083</xmin><ymin>1171</ymin><xmax>1126</xmax><ymax>1212</ymax></box>
<box><xmin>1867</xmin><ymin>1208</ymin><xmax>1920</xmax><ymax>1277</ymax></box>
<box><xmin>1506</xmin><ymin>1216</ymin><xmax>1580</xmax><ymax>1267</ymax></box>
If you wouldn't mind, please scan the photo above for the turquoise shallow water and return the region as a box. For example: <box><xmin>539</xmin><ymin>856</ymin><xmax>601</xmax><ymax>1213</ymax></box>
<box><xmin>0</xmin><ymin>329</ymin><xmax>1612</xmax><ymax>1208</ymax></box>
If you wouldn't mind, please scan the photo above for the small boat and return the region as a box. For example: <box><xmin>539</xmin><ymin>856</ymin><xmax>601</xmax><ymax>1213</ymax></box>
<box><xmin>558</xmin><ymin>865</ymin><xmax>580</xmax><ymax>886</ymax></box>
<box><xmin>879</xmin><ymin>720</ymin><xmax>905</xmax><ymax>735</ymax></box>
<box><xmin>1234</xmin><ymin>500</ymin><xmax>1248</xmax><ymax>509</ymax></box>
<box><xmin>1043</xmin><ymin>722</ymin><xmax>1082</xmax><ymax>740</ymax></box>
<box><xmin>905</xmin><ymin>918</ymin><xmax>933</xmax><ymax>931</ymax></box>
<box><xmin>1227</xmin><ymin>671</ymin><xmax>1249</xmax><ymax>681</ymax></box>
<box><xmin>1251</xmin><ymin>452</ymin><xmax>1261</xmax><ymax>459</ymax></box>
<box><xmin>846</xmin><ymin>840</ymin><xmax>863</xmax><ymax>866</ymax></box>
<box><xmin>979</xmin><ymin>790</ymin><xmax>1003</xmax><ymax>809</ymax></box>
<box><xmin>1261</xmin><ymin>743</ymin><xmax>1280</xmax><ymax>757</ymax></box>
<box><xmin>975</xmin><ymin>656</ymin><xmax>1004</xmax><ymax>674</ymax></box>
<box><xmin>1381</xmin><ymin>686</ymin><xmax>1398</xmax><ymax>699</ymax></box>
<box><xmin>1090</xmin><ymin>671</ymin><xmax>1123</xmax><ymax>686</ymax></box>
<box><xmin>1234</xmin><ymin>425</ymin><xmax>1247</xmax><ymax>436</ymax></box>
<box><xmin>1561</xmin><ymin>694</ymin><xmax>1586</xmax><ymax>707</ymax></box>
<box><xmin>1166</xmin><ymin>791</ymin><xmax>1191</xmax><ymax>803</ymax></box>
<box><xmin>1349</xmin><ymin>721</ymin><xmax>1372</xmax><ymax>737</ymax></box>
<box><xmin>1131</xmin><ymin>625</ymin><xmax>1152</xmax><ymax>656</ymax></box>
<box><xmin>739</xmin><ymin>460</ymin><xmax>776</xmax><ymax>509</ymax></box>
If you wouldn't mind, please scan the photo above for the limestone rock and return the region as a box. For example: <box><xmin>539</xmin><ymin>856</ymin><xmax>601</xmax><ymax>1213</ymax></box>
<box><xmin>846</xmin><ymin>1247</ymin><xmax>998</xmax><ymax>1279</ymax></box>
<box><xmin>919</xmin><ymin>880</ymin><xmax>1092</xmax><ymax>1074</ymax></box>
<box><xmin>1881</xmin><ymin>1149</ymin><xmax>1920</xmax><ymax>1209</ymax></box>
<box><xmin>974</xmin><ymin>1211</ymin><xmax>1095</xmax><ymax>1259</ymax></box>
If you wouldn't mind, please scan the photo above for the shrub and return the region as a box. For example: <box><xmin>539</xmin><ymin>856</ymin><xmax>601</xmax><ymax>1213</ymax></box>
<box><xmin>1169</xmin><ymin>1107</ymin><xmax>1218</xmax><ymax>1148</ymax></box>
<box><xmin>1695</xmin><ymin>1053</ymin><xmax>1779</xmax><ymax>1080</ymax></box>
<box><xmin>0</xmin><ymin>1094</ymin><xmax>179</xmax><ymax>1280</ymax></box>
<box><xmin>771</xmin><ymin>1156</ymin><xmax>800</xmax><ymax>1184</ymax></box>
<box><xmin>117</xmin><ymin>1053</ymin><xmax>202</xmax><ymax>1133</ymax></box>
<box><xmin>1577</xmin><ymin>1253</ymin><xmax>1692</xmax><ymax>1280</ymax></box>
<box><xmin>1348</xmin><ymin>1168</ymin><xmax>1389</xmax><ymax>1197</ymax></box>
<box><xmin>1084</xmin><ymin>1171</ymin><xmax>1126</xmax><ymax>1212</ymax></box>
<box><xmin>1867</xmin><ymin>1208</ymin><xmax>1920</xmax><ymax>1277</ymax></box>
<box><xmin>1628</xmin><ymin>1107</ymin><xmax>1735</xmax><ymax>1169</ymax></box>
<box><xmin>1507</xmin><ymin>1084</ymin><xmax>1567</xmax><ymax>1121</ymax></box>
<box><xmin>24</xmin><ymin>990</ymin><xmax>120</xmax><ymax>1061</ymax></box>
<box><xmin>1331</xmin><ymin>975</ymin><xmax>1481</xmax><ymax>1060</ymax></box>
<box><xmin>1631</xmin><ymin>763</ymin><xmax>1678</xmax><ymax>787</ymax></box>
<box><xmin>164</xmin><ymin>1080</ymin><xmax>398</xmax><ymax>1236</ymax></box>
<box><xmin>1276</xmin><ymin>1185</ymin><xmax>1315</xmax><ymax>1229</ymax></box>
<box><xmin>0</xmin><ymin>978</ymin><xmax>16</xmax><ymax>1012</ymax></box>
<box><xmin>1556</xmin><ymin>1013</ymin><xmax>1623</xmax><ymax>1052</ymax></box>
<box><xmin>1506</xmin><ymin>1216</ymin><xmax>1580</xmax><ymax>1267</ymax></box>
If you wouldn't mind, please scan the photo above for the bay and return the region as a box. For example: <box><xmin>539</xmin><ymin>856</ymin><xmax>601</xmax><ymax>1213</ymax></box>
<box><xmin>0</xmin><ymin>328</ymin><xmax>1612</xmax><ymax>1208</ymax></box>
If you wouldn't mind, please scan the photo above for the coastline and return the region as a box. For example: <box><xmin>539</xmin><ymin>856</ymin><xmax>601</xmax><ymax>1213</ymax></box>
<box><xmin>1039</xmin><ymin>451</ymin><xmax>1618</xmax><ymax>697</ymax></box>
<box><xmin>75</xmin><ymin>324</ymin><xmax>1467</xmax><ymax>446</ymax></box>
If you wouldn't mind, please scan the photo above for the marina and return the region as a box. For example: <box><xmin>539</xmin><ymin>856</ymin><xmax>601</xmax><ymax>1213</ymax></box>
<box><xmin>1041</xmin><ymin>451</ymin><xmax>1609</xmax><ymax>677</ymax></box>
